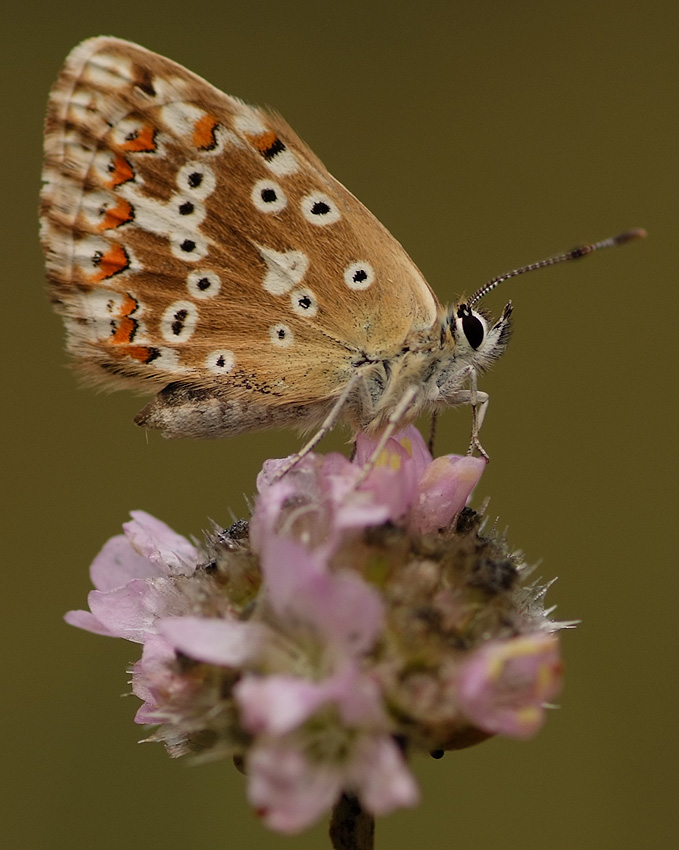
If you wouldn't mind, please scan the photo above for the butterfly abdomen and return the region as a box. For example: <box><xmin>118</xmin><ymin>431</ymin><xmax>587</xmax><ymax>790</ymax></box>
<box><xmin>135</xmin><ymin>382</ymin><xmax>334</xmax><ymax>439</ymax></box>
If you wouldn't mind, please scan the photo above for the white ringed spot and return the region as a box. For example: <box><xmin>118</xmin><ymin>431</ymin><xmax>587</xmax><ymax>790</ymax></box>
<box><xmin>205</xmin><ymin>349</ymin><xmax>235</xmax><ymax>375</ymax></box>
<box><xmin>252</xmin><ymin>179</ymin><xmax>287</xmax><ymax>214</ymax></box>
<box><xmin>171</xmin><ymin>234</ymin><xmax>209</xmax><ymax>261</ymax></box>
<box><xmin>344</xmin><ymin>261</ymin><xmax>375</xmax><ymax>290</ymax></box>
<box><xmin>187</xmin><ymin>270</ymin><xmax>222</xmax><ymax>300</ymax></box>
<box><xmin>300</xmin><ymin>192</ymin><xmax>341</xmax><ymax>226</ymax></box>
<box><xmin>160</xmin><ymin>300</ymin><xmax>199</xmax><ymax>343</ymax></box>
<box><xmin>176</xmin><ymin>161</ymin><xmax>216</xmax><ymax>199</ymax></box>
<box><xmin>270</xmin><ymin>323</ymin><xmax>294</xmax><ymax>348</ymax></box>
<box><xmin>172</xmin><ymin>195</ymin><xmax>207</xmax><ymax>226</ymax></box>
<box><xmin>290</xmin><ymin>287</ymin><xmax>318</xmax><ymax>318</ymax></box>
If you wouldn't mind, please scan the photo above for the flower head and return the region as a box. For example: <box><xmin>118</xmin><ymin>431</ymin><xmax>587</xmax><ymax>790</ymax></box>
<box><xmin>66</xmin><ymin>426</ymin><xmax>566</xmax><ymax>833</ymax></box>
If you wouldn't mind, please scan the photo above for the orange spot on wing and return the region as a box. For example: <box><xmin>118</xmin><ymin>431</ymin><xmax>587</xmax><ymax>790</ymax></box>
<box><xmin>110</xmin><ymin>315</ymin><xmax>137</xmax><ymax>344</ymax></box>
<box><xmin>90</xmin><ymin>243</ymin><xmax>129</xmax><ymax>282</ymax></box>
<box><xmin>248</xmin><ymin>130</ymin><xmax>274</xmax><ymax>152</ymax></box>
<box><xmin>125</xmin><ymin>345</ymin><xmax>159</xmax><ymax>363</ymax></box>
<box><xmin>97</xmin><ymin>198</ymin><xmax>134</xmax><ymax>231</ymax></box>
<box><xmin>192</xmin><ymin>114</ymin><xmax>219</xmax><ymax>150</ymax></box>
<box><xmin>119</xmin><ymin>123</ymin><xmax>156</xmax><ymax>152</ymax></box>
<box><xmin>108</xmin><ymin>296</ymin><xmax>139</xmax><ymax>344</ymax></box>
<box><xmin>246</xmin><ymin>130</ymin><xmax>280</xmax><ymax>156</ymax></box>
<box><xmin>106</xmin><ymin>155</ymin><xmax>134</xmax><ymax>188</ymax></box>
<box><xmin>119</xmin><ymin>293</ymin><xmax>139</xmax><ymax>317</ymax></box>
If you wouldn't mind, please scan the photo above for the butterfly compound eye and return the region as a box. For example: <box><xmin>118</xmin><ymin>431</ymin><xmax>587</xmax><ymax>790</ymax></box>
<box><xmin>456</xmin><ymin>305</ymin><xmax>486</xmax><ymax>350</ymax></box>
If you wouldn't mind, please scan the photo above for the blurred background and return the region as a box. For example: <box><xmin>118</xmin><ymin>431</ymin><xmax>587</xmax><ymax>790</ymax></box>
<box><xmin>3</xmin><ymin>1</ymin><xmax>677</xmax><ymax>847</ymax></box>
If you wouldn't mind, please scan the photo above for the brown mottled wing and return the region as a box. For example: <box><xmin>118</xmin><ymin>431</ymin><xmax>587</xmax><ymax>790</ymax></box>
<box><xmin>41</xmin><ymin>37</ymin><xmax>438</xmax><ymax>435</ymax></box>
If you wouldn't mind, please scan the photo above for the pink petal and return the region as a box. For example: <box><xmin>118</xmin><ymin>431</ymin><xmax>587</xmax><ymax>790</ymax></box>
<box><xmin>348</xmin><ymin>735</ymin><xmax>419</xmax><ymax>814</ymax></box>
<box><xmin>261</xmin><ymin>536</ymin><xmax>384</xmax><ymax>653</ymax></box>
<box><xmin>158</xmin><ymin>616</ymin><xmax>266</xmax><ymax>667</ymax></box>
<box><xmin>322</xmin><ymin>455</ymin><xmax>392</xmax><ymax>531</ymax></box>
<box><xmin>123</xmin><ymin>510</ymin><xmax>198</xmax><ymax>573</ymax></box>
<box><xmin>63</xmin><ymin>609</ymin><xmax>115</xmax><ymax>636</ymax></box>
<box><xmin>353</xmin><ymin>433</ymin><xmax>420</xmax><ymax>522</ymax></box>
<box><xmin>393</xmin><ymin>425</ymin><xmax>434</xmax><ymax>474</ymax></box>
<box><xmin>321</xmin><ymin>451</ymin><xmax>356</xmax><ymax>477</ymax></box>
<box><xmin>253</xmin><ymin>449</ymin><xmax>395</xmax><ymax>555</ymax></box>
<box><xmin>249</xmin><ymin>475</ymin><xmax>298</xmax><ymax>551</ymax></box>
<box><xmin>235</xmin><ymin>674</ymin><xmax>331</xmax><ymax>736</ymax></box>
<box><xmin>330</xmin><ymin>667</ymin><xmax>386</xmax><ymax>727</ymax></box>
<box><xmin>131</xmin><ymin>635</ymin><xmax>177</xmax><ymax>723</ymax></box>
<box><xmin>256</xmin><ymin>457</ymin><xmax>299</xmax><ymax>491</ymax></box>
<box><xmin>354</xmin><ymin>425</ymin><xmax>432</xmax><ymax>474</ymax></box>
<box><xmin>90</xmin><ymin>534</ymin><xmax>163</xmax><ymax>591</ymax></box>
<box><xmin>413</xmin><ymin>454</ymin><xmax>486</xmax><ymax>534</ymax></box>
<box><xmin>457</xmin><ymin>634</ymin><xmax>563</xmax><ymax>739</ymax></box>
<box><xmin>246</xmin><ymin>740</ymin><xmax>342</xmax><ymax>834</ymax></box>
<box><xmin>87</xmin><ymin>577</ymin><xmax>193</xmax><ymax>643</ymax></box>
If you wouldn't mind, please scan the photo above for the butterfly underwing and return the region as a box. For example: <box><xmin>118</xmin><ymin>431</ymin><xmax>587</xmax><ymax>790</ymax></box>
<box><xmin>42</xmin><ymin>38</ymin><xmax>639</xmax><ymax>456</ymax></box>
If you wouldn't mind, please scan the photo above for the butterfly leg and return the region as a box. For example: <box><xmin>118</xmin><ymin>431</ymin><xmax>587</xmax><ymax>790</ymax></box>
<box><xmin>443</xmin><ymin>369</ymin><xmax>490</xmax><ymax>460</ymax></box>
<box><xmin>468</xmin><ymin>398</ymin><xmax>490</xmax><ymax>460</ymax></box>
<box><xmin>427</xmin><ymin>410</ymin><xmax>439</xmax><ymax>454</ymax></box>
<box><xmin>271</xmin><ymin>372</ymin><xmax>363</xmax><ymax>480</ymax></box>
<box><xmin>466</xmin><ymin>367</ymin><xmax>489</xmax><ymax>459</ymax></box>
<box><xmin>355</xmin><ymin>385</ymin><xmax>419</xmax><ymax>486</ymax></box>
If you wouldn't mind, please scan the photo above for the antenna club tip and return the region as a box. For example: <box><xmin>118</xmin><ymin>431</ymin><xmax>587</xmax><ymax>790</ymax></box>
<box><xmin>615</xmin><ymin>227</ymin><xmax>647</xmax><ymax>245</ymax></box>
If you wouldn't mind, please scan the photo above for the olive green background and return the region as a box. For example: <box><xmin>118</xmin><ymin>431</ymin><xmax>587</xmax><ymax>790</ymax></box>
<box><xmin>3</xmin><ymin>1</ymin><xmax>677</xmax><ymax>848</ymax></box>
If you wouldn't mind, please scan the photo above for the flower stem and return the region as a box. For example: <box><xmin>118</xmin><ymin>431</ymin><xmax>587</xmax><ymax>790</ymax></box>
<box><xmin>329</xmin><ymin>794</ymin><xmax>375</xmax><ymax>850</ymax></box>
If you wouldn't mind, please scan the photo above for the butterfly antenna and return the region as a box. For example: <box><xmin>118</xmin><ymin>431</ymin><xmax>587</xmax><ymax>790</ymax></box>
<box><xmin>466</xmin><ymin>228</ymin><xmax>646</xmax><ymax>309</ymax></box>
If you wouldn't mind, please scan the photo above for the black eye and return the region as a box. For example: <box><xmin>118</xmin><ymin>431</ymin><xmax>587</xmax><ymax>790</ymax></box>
<box><xmin>457</xmin><ymin>306</ymin><xmax>485</xmax><ymax>350</ymax></box>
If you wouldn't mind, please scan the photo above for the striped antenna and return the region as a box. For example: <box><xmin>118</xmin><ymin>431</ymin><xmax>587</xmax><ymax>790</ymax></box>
<box><xmin>466</xmin><ymin>228</ymin><xmax>646</xmax><ymax>309</ymax></box>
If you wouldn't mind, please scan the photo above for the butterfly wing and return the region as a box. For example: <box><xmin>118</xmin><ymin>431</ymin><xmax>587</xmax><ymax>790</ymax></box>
<box><xmin>41</xmin><ymin>37</ymin><xmax>439</xmax><ymax>436</ymax></box>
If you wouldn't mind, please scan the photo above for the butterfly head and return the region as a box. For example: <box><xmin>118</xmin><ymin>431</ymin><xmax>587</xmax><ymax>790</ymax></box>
<box><xmin>448</xmin><ymin>299</ymin><xmax>513</xmax><ymax>372</ymax></box>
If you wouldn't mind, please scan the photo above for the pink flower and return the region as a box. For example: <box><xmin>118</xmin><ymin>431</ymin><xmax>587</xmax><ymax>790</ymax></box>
<box><xmin>411</xmin><ymin>453</ymin><xmax>488</xmax><ymax>534</ymax></box>
<box><xmin>236</xmin><ymin>540</ymin><xmax>417</xmax><ymax>831</ymax></box>
<box><xmin>159</xmin><ymin>535</ymin><xmax>384</xmax><ymax>672</ymax></box>
<box><xmin>64</xmin><ymin>511</ymin><xmax>199</xmax><ymax>643</ymax></box>
<box><xmin>457</xmin><ymin>634</ymin><xmax>563</xmax><ymax>738</ymax></box>
<box><xmin>252</xmin><ymin>425</ymin><xmax>486</xmax><ymax>552</ymax></box>
<box><xmin>156</xmin><ymin>532</ymin><xmax>413</xmax><ymax>831</ymax></box>
<box><xmin>64</xmin><ymin>425</ymin><xmax>567</xmax><ymax>836</ymax></box>
<box><xmin>246</xmin><ymin>727</ymin><xmax>418</xmax><ymax>834</ymax></box>
<box><xmin>237</xmin><ymin>668</ymin><xmax>418</xmax><ymax>833</ymax></box>
<box><xmin>252</xmin><ymin>453</ymin><xmax>391</xmax><ymax>556</ymax></box>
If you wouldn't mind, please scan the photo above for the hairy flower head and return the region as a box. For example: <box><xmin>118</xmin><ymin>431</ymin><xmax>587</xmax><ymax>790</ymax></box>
<box><xmin>66</xmin><ymin>426</ymin><xmax>566</xmax><ymax>833</ymax></box>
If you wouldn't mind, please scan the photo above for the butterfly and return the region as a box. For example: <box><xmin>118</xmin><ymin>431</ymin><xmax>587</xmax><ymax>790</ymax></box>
<box><xmin>41</xmin><ymin>37</ymin><xmax>643</xmax><ymax>465</ymax></box>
